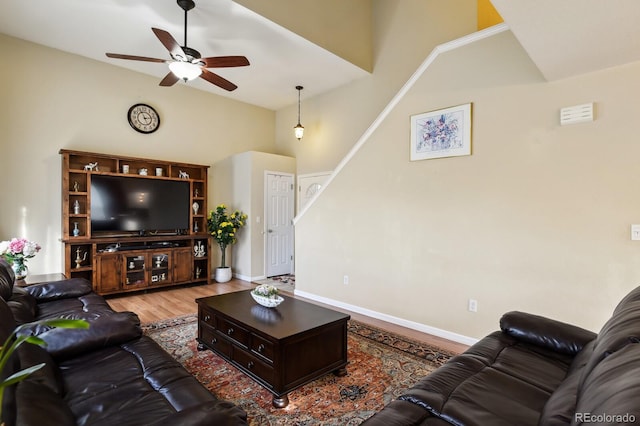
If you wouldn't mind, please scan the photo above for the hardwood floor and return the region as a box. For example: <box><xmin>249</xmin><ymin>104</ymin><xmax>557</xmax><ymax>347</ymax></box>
<box><xmin>106</xmin><ymin>279</ymin><xmax>469</xmax><ymax>354</ymax></box>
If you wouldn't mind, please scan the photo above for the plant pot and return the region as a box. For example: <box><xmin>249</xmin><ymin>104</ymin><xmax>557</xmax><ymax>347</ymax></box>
<box><xmin>215</xmin><ymin>267</ymin><xmax>232</xmax><ymax>283</ymax></box>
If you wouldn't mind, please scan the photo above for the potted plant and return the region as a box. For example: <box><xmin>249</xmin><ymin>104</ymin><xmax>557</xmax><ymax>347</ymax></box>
<box><xmin>0</xmin><ymin>238</ymin><xmax>41</xmax><ymax>280</ymax></box>
<box><xmin>207</xmin><ymin>204</ymin><xmax>247</xmax><ymax>283</ymax></box>
<box><xmin>1</xmin><ymin>318</ymin><xmax>89</xmax><ymax>422</ymax></box>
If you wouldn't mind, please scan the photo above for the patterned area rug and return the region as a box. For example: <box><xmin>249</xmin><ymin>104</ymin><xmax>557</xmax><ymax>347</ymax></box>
<box><xmin>252</xmin><ymin>274</ymin><xmax>295</xmax><ymax>294</ymax></box>
<box><xmin>144</xmin><ymin>315</ymin><xmax>454</xmax><ymax>425</ymax></box>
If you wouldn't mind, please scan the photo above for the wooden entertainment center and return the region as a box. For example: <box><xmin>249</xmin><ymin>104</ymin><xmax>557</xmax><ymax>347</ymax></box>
<box><xmin>60</xmin><ymin>149</ymin><xmax>212</xmax><ymax>295</ymax></box>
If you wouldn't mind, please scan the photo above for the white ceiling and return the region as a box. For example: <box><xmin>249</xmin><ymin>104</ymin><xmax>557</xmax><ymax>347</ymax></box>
<box><xmin>0</xmin><ymin>0</ymin><xmax>368</xmax><ymax>110</ymax></box>
<box><xmin>2</xmin><ymin>1</ymin><xmax>640</xmax><ymax>110</ymax></box>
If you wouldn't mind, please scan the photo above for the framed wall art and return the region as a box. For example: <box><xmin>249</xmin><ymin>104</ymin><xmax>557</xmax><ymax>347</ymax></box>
<box><xmin>410</xmin><ymin>103</ymin><xmax>472</xmax><ymax>161</ymax></box>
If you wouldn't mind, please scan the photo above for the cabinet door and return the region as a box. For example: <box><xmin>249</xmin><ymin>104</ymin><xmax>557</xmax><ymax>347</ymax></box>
<box><xmin>173</xmin><ymin>247</ymin><xmax>193</xmax><ymax>283</ymax></box>
<box><xmin>95</xmin><ymin>254</ymin><xmax>121</xmax><ymax>294</ymax></box>
<box><xmin>150</xmin><ymin>251</ymin><xmax>171</xmax><ymax>285</ymax></box>
<box><xmin>122</xmin><ymin>254</ymin><xmax>148</xmax><ymax>289</ymax></box>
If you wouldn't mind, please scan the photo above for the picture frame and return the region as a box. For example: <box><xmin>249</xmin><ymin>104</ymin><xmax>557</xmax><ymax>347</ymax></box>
<box><xmin>410</xmin><ymin>103</ymin><xmax>472</xmax><ymax>161</ymax></box>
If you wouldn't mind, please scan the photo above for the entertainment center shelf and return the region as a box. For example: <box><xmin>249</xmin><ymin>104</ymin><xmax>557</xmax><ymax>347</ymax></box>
<box><xmin>60</xmin><ymin>149</ymin><xmax>211</xmax><ymax>295</ymax></box>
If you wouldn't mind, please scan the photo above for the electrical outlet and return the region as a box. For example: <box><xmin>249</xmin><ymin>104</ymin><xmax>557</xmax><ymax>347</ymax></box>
<box><xmin>468</xmin><ymin>299</ymin><xmax>478</xmax><ymax>312</ymax></box>
<box><xmin>343</xmin><ymin>275</ymin><xmax>349</xmax><ymax>285</ymax></box>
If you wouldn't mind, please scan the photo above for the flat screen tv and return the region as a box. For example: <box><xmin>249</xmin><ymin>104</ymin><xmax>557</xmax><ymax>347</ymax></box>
<box><xmin>91</xmin><ymin>175</ymin><xmax>190</xmax><ymax>235</ymax></box>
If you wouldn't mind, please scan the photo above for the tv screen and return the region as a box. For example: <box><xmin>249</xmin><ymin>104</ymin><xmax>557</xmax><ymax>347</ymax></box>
<box><xmin>91</xmin><ymin>175</ymin><xmax>190</xmax><ymax>235</ymax></box>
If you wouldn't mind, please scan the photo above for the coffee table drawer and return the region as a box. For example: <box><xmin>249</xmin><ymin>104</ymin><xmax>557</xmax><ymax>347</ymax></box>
<box><xmin>251</xmin><ymin>335</ymin><xmax>274</xmax><ymax>363</ymax></box>
<box><xmin>233</xmin><ymin>349</ymin><xmax>275</xmax><ymax>385</ymax></box>
<box><xmin>200</xmin><ymin>326</ymin><xmax>232</xmax><ymax>357</ymax></box>
<box><xmin>216</xmin><ymin>316</ymin><xmax>250</xmax><ymax>347</ymax></box>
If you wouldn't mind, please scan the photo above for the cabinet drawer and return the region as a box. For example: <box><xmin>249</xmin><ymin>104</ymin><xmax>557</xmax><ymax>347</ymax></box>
<box><xmin>233</xmin><ymin>349</ymin><xmax>275</xmax><ymax>385</ymax></box>
<box><xmin>216</xmin><ymin>317</ymin><xmax>250</xmax><ymax>347</ymax></box>
<box><xmin>199</xmin><ymin>326</ymin><xmax>231</xmax><ymax>358</ymax></box>
<box><xmin>251</xmin><ymin>334</ymin><xmax>274</xmax><ymax>363</ymax></box>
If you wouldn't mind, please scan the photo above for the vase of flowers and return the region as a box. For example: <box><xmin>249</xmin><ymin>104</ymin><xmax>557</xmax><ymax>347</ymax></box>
<box><xmin>0</xmin><ymin>238</ymin><xmax>41</xmax><ymax>280</ymax></box>
<box><xmin>207</xmin><ymin>204</ymin><xmax>247</xmax><ymax>283</ymax></box>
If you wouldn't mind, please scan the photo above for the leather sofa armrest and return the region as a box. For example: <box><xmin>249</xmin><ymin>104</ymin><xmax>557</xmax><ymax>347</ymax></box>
<box><xmin>500</xmin><ymin>311</ymin><xmax>596</xmax><ymax>355</ymax></box>
<box><xmin>25</xmin><ymin>278</ymin><xmax>93</xmax><ymax>302</ymax></box>
<box><xmin>18</xmin><ymin>311</ymin><xmax>142</xmax><ymax>360</ymax></box>
<box><xmin>148</xmin><ymin>400</ymin><xmax>248</xmax><ymax>426</ymax></box>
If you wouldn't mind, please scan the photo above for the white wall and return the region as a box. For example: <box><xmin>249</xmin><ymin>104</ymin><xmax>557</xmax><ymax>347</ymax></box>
<box><xmin>0</xmin><ymin>34</ymin><xmax>275</xmax><ymax>275</ymax></box>
<box><xmin>293</xmin><ymin>28</ymin><xmax>640</xmax><ymax>341</ymax></box>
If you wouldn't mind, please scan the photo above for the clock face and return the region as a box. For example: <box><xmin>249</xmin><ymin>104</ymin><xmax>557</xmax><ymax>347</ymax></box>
<box><xmin>128</xmin><ymin>103</ymin><xmax>160</xmax><ymax>134</ymax></box>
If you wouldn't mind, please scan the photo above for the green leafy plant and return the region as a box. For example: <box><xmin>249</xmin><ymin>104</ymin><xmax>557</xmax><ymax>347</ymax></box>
<box><xmin>0</xmin><ymin>318</ymin><xmax>89</xmax><ymax>420</ymax></box>
<box><xmin>207</xmin><ymin>204</ymin><xmax>248</xmax><ymax>268</ymax></box>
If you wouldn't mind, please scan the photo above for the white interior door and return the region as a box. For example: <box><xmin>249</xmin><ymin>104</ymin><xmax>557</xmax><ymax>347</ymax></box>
<box><xmin>265</xmin><ymin>172</ymin><xmax>294</xmax><ymax>277</ymax></box>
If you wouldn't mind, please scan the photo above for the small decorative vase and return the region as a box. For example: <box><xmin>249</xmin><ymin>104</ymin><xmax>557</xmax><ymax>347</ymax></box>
<box><xmin>192</xmin><ymin>202</ymin><xmax>200</xmax><ymax>215</ymax></box>
<box><xmin>11</xmin><ymin>259</ymin><xmax>28</xmax><ymax>280</ymax></box>
<box><xmin>72</xmin><ymin>222</ymin><xmax>80</xmax><ymax>237</ymax></box>
<box><xmin>215</xmin><ymin>267</ymin><xmax>232</xmax><ymax>283</ymax></box>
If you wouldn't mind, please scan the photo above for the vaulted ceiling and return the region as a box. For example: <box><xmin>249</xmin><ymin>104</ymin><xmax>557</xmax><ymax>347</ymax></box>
<box><xmin>2</xmin><ymin>0</ymin><xmax>639</xmax><ymax>110</ymax></box>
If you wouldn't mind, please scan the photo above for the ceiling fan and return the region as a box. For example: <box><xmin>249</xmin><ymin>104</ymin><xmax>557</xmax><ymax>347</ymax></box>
<box><xmin>106</xmin><ymin>0</ymin><xmax>249</xmax><ymax>91</ymax></box>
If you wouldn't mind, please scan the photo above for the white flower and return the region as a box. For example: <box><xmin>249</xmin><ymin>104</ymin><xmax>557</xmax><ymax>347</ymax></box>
<box><xmin>22</xmin><ymin>241</ymin><xmax>38</xmax><ymax>257</ymax></box>
<box><xmin>0</xmin><ymin>240</ymin><xmax>9</xmax><ymax>255</ymax></box>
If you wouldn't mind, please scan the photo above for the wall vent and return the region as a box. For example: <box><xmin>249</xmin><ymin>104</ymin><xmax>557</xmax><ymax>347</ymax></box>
<box><xmin>560</xmin><ymin>103</ymin><xmax>594</xmax><ymax>126</ymax></box>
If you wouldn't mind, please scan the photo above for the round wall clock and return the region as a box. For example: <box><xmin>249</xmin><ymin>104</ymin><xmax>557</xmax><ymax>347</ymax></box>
<box><xmin>127</xmin><ymin>103</ymin><xmax>160</xmax><ymax>134</ymax></box>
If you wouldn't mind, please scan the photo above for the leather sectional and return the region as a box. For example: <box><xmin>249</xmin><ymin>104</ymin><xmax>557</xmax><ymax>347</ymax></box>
<box><xmin>362</xmin><ymin>286</ymin><xmax>640</xmax><ymax>425</ymax></box>
<box><xmin>0</xmin><ymin>259</ymin><xmax>247</xmax><ymax>426</ymax></box>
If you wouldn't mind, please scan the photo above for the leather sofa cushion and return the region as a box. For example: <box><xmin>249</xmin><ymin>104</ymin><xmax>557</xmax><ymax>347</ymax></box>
<box><xmin>579</xmin><ymin>298</ymin><xmax>640</xmax><ymax>385</ymax></box>
<box><xmin>59</xmin><ymin>336</ymin><xmax>240</xmax><ymax>426</ymax></box>
<box><xmin>34</xmin><ymin>292</ymin><xmax>116</xmax><ymax>321</ymax></box>
<box><xmin>147</xmin><ymin>400</ymin><xmax>248</xmax><ymax>426</ymax></box>
<box><xmin>398</xmin><ymin>331</ymin><xmax>574</xmax><ymax>426</ymax></box>
<box><xmin>573</xmin><ymin>342</ymin><xmax>640</xmax><ymax>424</ymax></box>
<box><xmin>500</xmin><ymin>311</ymin><xmax>596</xmax><ymax>355</ymax></box>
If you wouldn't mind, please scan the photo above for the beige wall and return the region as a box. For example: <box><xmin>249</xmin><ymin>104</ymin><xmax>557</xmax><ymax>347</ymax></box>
<box><xmin>0</xmin><ymin>34</ymin><xmax>275</xmax><ymax>275</ymax></box>
<box><xmin>211</xmin><ymin>151</ymin><xmax>296</xmax><ymax>280</ymax></box>
<box><xmin>292</xmin><ymin>26</ymin><xmax>640</xmax><ymax>341</ymax></box>
<box><xmin>275</xmin><ymin>0</ymin><xmax>477</xmax><ymax>174</ymax></box>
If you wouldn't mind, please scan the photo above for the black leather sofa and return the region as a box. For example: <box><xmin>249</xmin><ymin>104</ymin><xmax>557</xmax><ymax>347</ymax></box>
<box><xmin>363</xmin><ymin>285</ymin><xmax>640</xmax><ymax>426</ymax></box>
<box><xmin>0</xmin><ymin>259</ymin><xmax>247</xmax><ymax>426</ymax></box>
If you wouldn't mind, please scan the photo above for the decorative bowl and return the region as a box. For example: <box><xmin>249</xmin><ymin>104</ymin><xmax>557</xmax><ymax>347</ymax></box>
<box><xmin>251</xmin><ymin>292</ymin><xmax>284</xmax><ymax>308</ymax></box>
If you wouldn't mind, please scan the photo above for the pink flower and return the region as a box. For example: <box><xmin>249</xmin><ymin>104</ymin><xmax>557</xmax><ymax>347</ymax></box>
<box><xmin>8</xmin><ymin>238</ymin><xmax>26</xmax><ymax>255</ymax></box>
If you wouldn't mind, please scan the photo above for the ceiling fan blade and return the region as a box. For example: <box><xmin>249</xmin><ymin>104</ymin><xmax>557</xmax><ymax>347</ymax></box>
<box><xmin>200</xmin><ymin>56</ymin><xmax>250</xmax><ymax>68</ymax></box>
<box><xmin>159</xmin><ymin>72</ymin><xmax>180</xmax><ymax>87</ymax></box>
<box><xmin>106</xmin><ymin>53</ymin><xmax>166</xmax><ymax>63</ymax></box>
<box><xmin>152</xmin><ymin>27</ymin><xmax>186</xmax><ymax>60</ymax></box>
<box><xmin>200</xmin><ymin>69</ymin><xmax>238</xmax><ymax>91</ymax></box>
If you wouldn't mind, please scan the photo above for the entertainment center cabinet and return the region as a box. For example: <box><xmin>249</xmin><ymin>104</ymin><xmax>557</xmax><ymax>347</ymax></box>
<box><xmin>60</xmin><ymin>149</ymin><xmax>212</xmax><ymax>295</ymax></box>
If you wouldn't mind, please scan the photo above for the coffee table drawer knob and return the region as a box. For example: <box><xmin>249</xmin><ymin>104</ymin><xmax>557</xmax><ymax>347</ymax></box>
<box><xmin>227</xmin><ymin>327</ymin><xmax>234</xmax><ymax>335</ymax></box>
<box><xmin>258</xmin><ymin>344</ymin><xmax>265</xmax><ymax>353</ymax></box>
<box><xmin>247</xmin><ymin>361</ymin><xmax>254</xmax><ymax>370</ymax></box>
<box><xmin>211</xmin><ymin>337</ymin><xmax>217</xmax><ymax>344</ymax></box>
<box><xmin>204</xmin><ymin>314</ymin><xmax>211</xmax><ymax>322</ymax></box>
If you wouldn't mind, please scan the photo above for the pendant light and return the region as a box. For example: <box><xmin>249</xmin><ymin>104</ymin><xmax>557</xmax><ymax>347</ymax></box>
<box><xmin>294</xmin><ymin>85</ymin><xmax>304</xmax><ymax>140</ymax></box>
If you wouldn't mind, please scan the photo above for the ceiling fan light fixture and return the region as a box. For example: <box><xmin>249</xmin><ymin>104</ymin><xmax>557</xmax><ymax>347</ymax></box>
<box><xmin>168</xmin><ymin>61</ymin><xmax>202</xmax><ymax>81</ymax></box>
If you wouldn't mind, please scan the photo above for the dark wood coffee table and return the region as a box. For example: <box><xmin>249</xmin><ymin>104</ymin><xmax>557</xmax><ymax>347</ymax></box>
<box><xmin>196</xmin><ymin>290</ymin><xmax>350</xmax><ymax>408</ymax></box>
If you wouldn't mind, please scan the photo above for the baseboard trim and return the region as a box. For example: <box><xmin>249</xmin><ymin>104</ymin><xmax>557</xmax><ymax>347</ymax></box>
<box><xmin>294</xmin><ymin>289</ymin><xmax>479</xmax><ymax>347</ymax></box>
